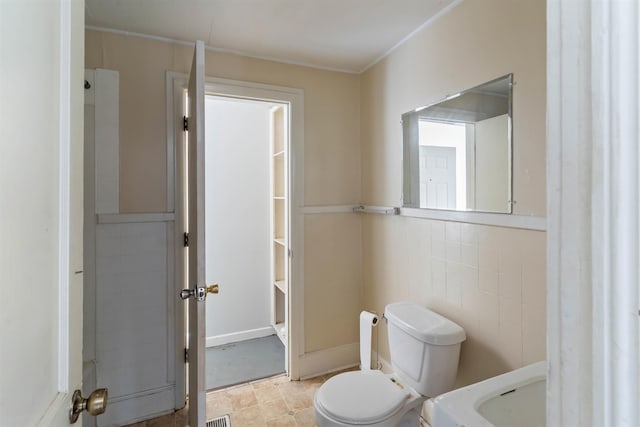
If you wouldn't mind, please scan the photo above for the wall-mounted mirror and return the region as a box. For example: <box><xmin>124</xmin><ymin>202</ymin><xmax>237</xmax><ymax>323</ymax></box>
<box><xmin>402</xmin><ymin>74</ymin><xmax>513</xmax><ymax>213</ymax></box>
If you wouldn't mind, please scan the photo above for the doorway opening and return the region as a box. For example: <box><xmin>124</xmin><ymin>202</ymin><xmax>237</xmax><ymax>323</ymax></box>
<box><xmin>169</xmin><ymin>74</ymin><xmax>304</xmax><ymax>417</ymax></box>
<box><xmin>203</xmin><ymin>95</ymin><xmax>290</xmax><ymax>390</ymax></box>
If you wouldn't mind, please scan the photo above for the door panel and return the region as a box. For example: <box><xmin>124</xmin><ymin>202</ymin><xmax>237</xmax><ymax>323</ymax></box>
<box><xmin>0</xmin><ymin>0</ymin><xmax>84</xmax><ymax>425</ymax></box>
<box><xmin>94</xmin><ymin>221</ymin><xmax>176</xmax><ymax>426</ymax></box>
<box><xmin>187</xmin><ymin>40</ymin><xmax>207</xmax><ymax>427</ymax></box>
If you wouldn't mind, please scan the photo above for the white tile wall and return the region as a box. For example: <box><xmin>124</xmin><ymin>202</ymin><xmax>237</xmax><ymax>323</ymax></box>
<box><xmin>363</xmin><ymin>216</ymin><xmax>546</xmax><ymax>387</ymax></box>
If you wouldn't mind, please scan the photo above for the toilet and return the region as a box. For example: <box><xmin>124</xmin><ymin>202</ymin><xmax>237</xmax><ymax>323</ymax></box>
<box><xmin>313</xmin><ymin>302</ymin><xmax>466</xmax><ymax>427</ymax></box>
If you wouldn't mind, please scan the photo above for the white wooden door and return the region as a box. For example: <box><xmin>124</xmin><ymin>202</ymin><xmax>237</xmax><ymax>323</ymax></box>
<box><xmin>186</xmin><ymin>40</ymin><xmax>207</xmax><ymax>427</ymax></box>
<box><xmin>84</xmin><ymin>69</ymin><xmax>179</xmax><ymax>426</ymax></box>
<box><xmin>0</xmin><ymin>0</ymin><xmax>84</xmax><ymax>425</ymax></box>
<box><xmin>419</xmin><ymin>145</ymin><xmax>457</xmax><ymax>209</ymax></box>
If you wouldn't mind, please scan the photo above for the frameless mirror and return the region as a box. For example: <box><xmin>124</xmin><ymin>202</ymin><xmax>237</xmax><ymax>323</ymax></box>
<box><xmin>402</xmin><ymin>74</ymin><xmax>513</xmax><ymax>213</ymax></box>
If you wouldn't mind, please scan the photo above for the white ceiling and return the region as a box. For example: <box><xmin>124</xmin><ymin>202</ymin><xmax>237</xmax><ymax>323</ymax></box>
<box><xmin>85</xmin><ymin>0</ymin><xmax>458</xmax><ymax>73</ymax></box>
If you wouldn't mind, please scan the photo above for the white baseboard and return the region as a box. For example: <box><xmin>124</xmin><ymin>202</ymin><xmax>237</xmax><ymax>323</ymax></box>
<box><xmin>206</xmin><ymin>326</ymin><xmax>275</xmax><ymax>348</ymax></box>
<box><xmin>298</xmin><ymin>342</ymin><xmax>360</xmax><ymax>379</ymax></box>
<box><xmin>372</xmin><ymin>350</ymin><xmax>392</xmax><ymax>373</ymax></box>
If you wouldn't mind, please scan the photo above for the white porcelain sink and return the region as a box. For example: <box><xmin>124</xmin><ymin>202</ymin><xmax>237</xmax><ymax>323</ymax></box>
<box><xmin>432</xmin><ymin>361</ymin><xmax>546</xmax><ymax>427</ymax></box>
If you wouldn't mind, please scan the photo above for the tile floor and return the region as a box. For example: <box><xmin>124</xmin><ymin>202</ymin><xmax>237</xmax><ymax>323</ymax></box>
<box><xmin>124</xmin><ymin>371</ymin><xmax>343</xmax><ymax>427</ymax></box>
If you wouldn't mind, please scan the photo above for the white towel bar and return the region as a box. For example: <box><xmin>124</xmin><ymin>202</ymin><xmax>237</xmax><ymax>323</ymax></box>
<box><xmin>352</xmin><ymin>205</ymin><xmax>400</xmax><ymax>215</ymax></box>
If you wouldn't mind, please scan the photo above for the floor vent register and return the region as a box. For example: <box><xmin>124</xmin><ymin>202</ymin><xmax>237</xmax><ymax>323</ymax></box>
<box><xmin>206</xmin><ymin>415</ymin><xmax>231</xmax><ymax>427</ymax></box>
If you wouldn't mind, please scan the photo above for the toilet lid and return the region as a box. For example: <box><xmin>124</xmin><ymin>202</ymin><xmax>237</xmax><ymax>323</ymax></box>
<box><xmin>316</xmin><ymin>370</ymin><xmax>410</xmax><ymax>424</ymax></box>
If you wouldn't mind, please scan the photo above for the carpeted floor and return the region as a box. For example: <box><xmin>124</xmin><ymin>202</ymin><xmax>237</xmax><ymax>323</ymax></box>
<box><xmin>206</xmin><ymin>335</ymin><xmax>285</xmax><ymax>390</ymax></box>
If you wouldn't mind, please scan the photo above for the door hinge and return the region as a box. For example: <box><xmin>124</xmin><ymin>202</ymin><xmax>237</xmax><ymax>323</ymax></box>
<box><xmin>183</xmin><ymin>232</ymin><xmax>189</xmax><ymax>247</ymax></box>
<box><xmin>183</xmin><ymin>115</ymin><xmax>189</xmax><ymax>131</ymax></box>
<box><xmin>184</xmin><ymin>348</ymin><xmax>189</xmax><ymax>363</ymax></box>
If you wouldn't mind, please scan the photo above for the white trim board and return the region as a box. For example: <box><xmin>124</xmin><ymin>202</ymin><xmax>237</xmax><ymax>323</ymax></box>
<box><xmin>360</xmin><ymin>0</ymin><xmax>464</xmax><ymax>73</ymax></box>
<box><xmin>205</xmin><ymin>327</ymin><xmax>275</xmax><ymax>348</ymax></box>
<box><xmin>399</xmin><ymin>207</ymin><xmax>546</xmax><ymax>231</ymax></box>
<box><xmin>57</xmin><ymin>0</ymin><xmax>72</xmax><ymax>390</ymax></box>
<box><xmin>299</xmin><ymin>204</ymin><xmax>546</xmax><ymax>231</ymax></box>
<box><xmin>97</xmin><ymin>213</ymin><xmax>175</xmax><ymax>224</ymax></box>
<box><xmin>298</xmin><ymin>343</ymin><xmax>359</xmax><ymax>380</ymax></box>
<box><xmin>84</xmin><ymin>68</ymin><xmax>120</xmax><ymax>214</ymax></box>
<box><xmin>547</xmin><ymin>1</ymin><xmax>640</xmax><ymax>425</ymax></box>
<box><xmin>93</xmin><ymin>69</ymin><xmax>120</xmax><ymax>214</ymax></box>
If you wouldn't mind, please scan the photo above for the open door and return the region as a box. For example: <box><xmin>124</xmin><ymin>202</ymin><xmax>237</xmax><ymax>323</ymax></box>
<box><xmin>179</xmin><ymin>40</ymin><xmax>211</xmax><ymax>427</ymax></box>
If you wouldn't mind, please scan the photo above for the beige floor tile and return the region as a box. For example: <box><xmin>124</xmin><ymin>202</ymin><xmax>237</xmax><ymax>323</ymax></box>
<box><xmin>231</xmin><ymin>405</ymin><xmax>266</xmax><ymax>426</ymax></box>
<box><xmin>146</xmin><ymin>413</ymin><xmax>175</xmax><ymax>427</ymax></box>
<box><xmin>253</xmin><ymin>382</ymin><xmax>284</xmax><ymax>404</ymax></box>
<box><xmin>175</xmin><ymin>408</ymin><xmax>188</xmax><ymax>427</ymax></box>
<box><xmin>300</xmin><ymin>377</ymin><xmax>324</xmax><ymax>397</ymax></box>
<box><xmin>258</xmin><ymin>397</ymin><xmax>291</xmax><ymax>421</ymax></box>
<box><xmin>207</xmin><ymin>391</ymin><xmax>233</xmax><ymax>418</ymax></box>
<box><xmin>254</xmin><ymin>374</ymin><xmax>288</xmax><ymax>388</ymax></box>
<box><xmin>228</xmin><ymin>385</ymin><xmax>259</xmax><ymax>411</ymax></box>
<box><xmin>283</xmin><ymin>392</ymin><xmax>314</xmax><ymax>411</ymax></box>
<box><xmin>265</xmin><ymin>414</ymin><xmax>297</xmax><ymax>427</ymax></box>
<box><xmin>294</xmin><ymin>407</ymin><xmax>317</xmax><ymax>427</ymax></box>
<box><xmin>276</xmin><ymin>379</ymin><xmax>306</xmax><ymax>396</ymax></box>
<box><xmin>137</xmin><ymin>374</ymin><xmax>327</xmax><ymax>427</ymax></box>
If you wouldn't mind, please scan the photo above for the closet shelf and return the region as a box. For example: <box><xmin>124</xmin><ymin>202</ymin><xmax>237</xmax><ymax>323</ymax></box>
<box><xmin>274</xmin><ymin>322</ymin><xmax>287</xmax><ymax>345</ymax></box>
<box><xmin>271</xmin><ymin>105</ymin><xmax>288</xmax><ymax>360</ymax></box>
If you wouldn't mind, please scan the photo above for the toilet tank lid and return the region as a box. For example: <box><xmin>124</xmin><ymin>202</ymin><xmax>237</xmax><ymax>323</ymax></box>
<box><xmin>384</xmin><ymin>302</ymin><xmax>466</xmax><ymax>345</ymax></box>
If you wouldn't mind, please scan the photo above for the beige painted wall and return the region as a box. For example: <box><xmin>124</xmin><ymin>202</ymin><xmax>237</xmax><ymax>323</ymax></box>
<box><xmin>360</xmin><ymin>0</ymin><xmax>546</xmax><ymax>386</ymax></box>
<box><xmin>86</xmin><ymin>30</ymin><xmax>361</xmax><ymax>211</ymax></box>
<box><xmin>85</xmin><ymin>30</ymin><xmax>363</xmax><ymax>354</ymax></box>
<box><xmin>86</xmin><ymin>0</ymin><xmax>546</xmax><ymax>381</ymax></box>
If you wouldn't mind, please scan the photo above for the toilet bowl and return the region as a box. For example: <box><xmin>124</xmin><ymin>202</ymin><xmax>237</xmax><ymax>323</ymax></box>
<box><xmin>313</xmin><ymin>302</ymin><xmax>466</xmax><ymax>427</ymax></box>
<box><xmin>314</xmin><ymin>370</ymin><xmax>424</xmax><ymax>427</ymax></box>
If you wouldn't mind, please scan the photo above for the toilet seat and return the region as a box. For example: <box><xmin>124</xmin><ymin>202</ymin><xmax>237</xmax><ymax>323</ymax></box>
<box><xmin>315</xmin><ymin>370</ymin><xmax>410</xmax><ymax>424</ymax></box>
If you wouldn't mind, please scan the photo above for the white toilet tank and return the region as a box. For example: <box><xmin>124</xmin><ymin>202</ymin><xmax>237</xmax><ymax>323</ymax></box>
<box><xmin>384</xmin><ymin>302</ymin><xmax>466</xmax><ymax>397</ymax></box>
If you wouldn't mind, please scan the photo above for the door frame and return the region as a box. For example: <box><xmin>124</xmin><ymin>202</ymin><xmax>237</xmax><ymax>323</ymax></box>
<box><xmin>82</xmin><ymin>68</ymin><xmax>120</xmax><ymax>426</ymax></box>
<box><xmin>166</xmin><ymin>73</ymin><xmax>305</xmax><ymax>398</ymax></box>
<box><xmin>547</xmin><ymin>1</ymin><xmax>640</xmax><ymax>425</ymax></box>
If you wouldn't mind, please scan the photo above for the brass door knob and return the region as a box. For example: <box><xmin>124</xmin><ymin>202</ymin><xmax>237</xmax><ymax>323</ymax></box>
<box><xmin>69</xmin><ymin>388</ymin><xmax>108</xmax><ymax>423</ymax></box>
<box><xmin>206</xmin><ymin>283</ymin><xmax>219</xmax><ymax>295</ymax></box>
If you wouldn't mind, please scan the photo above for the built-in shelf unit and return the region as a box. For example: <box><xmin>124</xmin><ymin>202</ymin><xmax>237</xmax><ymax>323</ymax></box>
<box><xmin>271</xmin><ymin>105</ymin><xmax>288</xmax><ymax>351</ymax></box>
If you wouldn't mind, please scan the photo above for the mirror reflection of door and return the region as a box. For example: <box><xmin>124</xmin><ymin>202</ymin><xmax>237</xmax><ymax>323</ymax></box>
<box><xmin>418</xmin><ymin>120</ymin><xmax>467</xmax><ymax>210</ymax></box>
<box><xmin>420</xmin><ymin>145</ymin><xmax>456</xmax><ymax>209</ymax></box>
